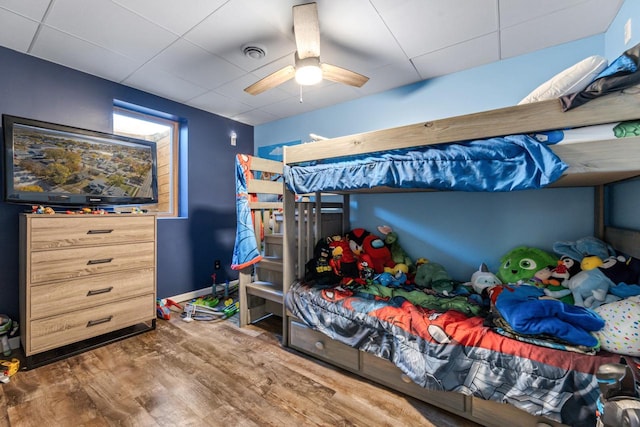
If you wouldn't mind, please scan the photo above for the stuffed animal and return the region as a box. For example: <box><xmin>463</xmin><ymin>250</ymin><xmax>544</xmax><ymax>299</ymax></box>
<box><xmin>464</xmin><ymin>263</ymin><xmax>501</xmax><ymax>294</ymax></box>
<box><xmin>361</xmin><ymin>233</ymin><xmax>395</xmax><ymax>274</ymax></box>
<box><xmin>414</xmin><ymin>261</ymin><xmax>456</xmax><ymax>294</ymax></box>
<box><xmin>377</xmin><ymin>225</ymin><xmax>413</xmax><ymax>271</ymax></box>
<box><xmin>496</xmin><ymin>246</ymin><xmax>558</xmax><ymax>284</ymax></box>
<box><xmin>375</xmin><ymin>266</ymin><xmax>407</xmax><ymax>288</ymax></box>
<box><xmin>327</xmin><ymin>236</ymin><xmax>359</xmax><ymax>280</ymax></box>
<box><xmin>304</xmin><ymin>238</ymin><xmax>340</xmax><ymax>284</ymax></box>
<box><xmin>598</xmin><ymin>254</ymin><xmax>640</xmax><ymax>285</ymax></box>
<box><xmin>544</xmin><ymin>266</ymin><xmax>620</xmax><ymax>308</ymax></box>
<box><xmin>346</xmin><ymin>228</ymin><xmax>370</xmax><ymax>257</ymax></box>
<box><xmin>553</xmin><ymin>236</ymin><xmax>616</xmax><ymax>264</ymax></box>
<box><xmin>535</xmin><ymin>255</ymin><xmax>581</xmax><ymax>304</ymax></box>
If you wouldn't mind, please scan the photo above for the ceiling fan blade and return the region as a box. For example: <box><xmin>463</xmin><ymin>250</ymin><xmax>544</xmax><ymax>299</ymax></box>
<box><xmin>244</xmin><ymin>65</ymin><xmax>295</xmax><ymax>95</ymax></box>
<box><xmin>293</xmin><ymin>2</ymin><xmax>320</xmax><ymax>59</ymax></box>
<box><xmin>320</xmin><ymin>63</ymin><xmax>369</xmax><ymax>87</ymax></box>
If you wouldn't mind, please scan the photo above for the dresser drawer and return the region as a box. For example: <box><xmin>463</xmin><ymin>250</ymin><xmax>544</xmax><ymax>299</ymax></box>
<box><xmin>30</xmin><ymin>268</ymin><xmax>155</xmax><ymax>319</ymax></box>
<box><xmin>30</xmin><ymin>241</ymin><xmax>155</xmax><ymax>284</ymax></box>
<box><xmin>289</xmin><ymin>320</ymin><xmax>359</xmax><ymax>371</ymax></box>
<box><xmin>28</xmin><ymin>293</ymin><xmax>155</xmax><ymax>355</ymax></box>
<box><xmin>360</xmin><ymin>351</ymin><xmax>466</xmax><ymax>413</ymax></box>
<box><xmin>28</xmin><ymin>215</ymin><xmax>155</xmax><ymax>250</ymax></box>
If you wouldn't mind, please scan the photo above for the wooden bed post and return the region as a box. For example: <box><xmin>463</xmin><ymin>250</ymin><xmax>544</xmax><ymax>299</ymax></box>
<box><xmin>594</xmin><ymin>184</ymin><xmax>605</xmax><ymax>240</ymax></box>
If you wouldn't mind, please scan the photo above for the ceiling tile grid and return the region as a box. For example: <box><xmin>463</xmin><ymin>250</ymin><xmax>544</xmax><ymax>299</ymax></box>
<box><xmin>0</xmin><ymin>0</ymin><xmax>624</xmax><ymax>125</ymax></box>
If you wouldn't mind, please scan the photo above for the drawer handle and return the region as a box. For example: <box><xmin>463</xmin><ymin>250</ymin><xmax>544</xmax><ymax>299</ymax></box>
<box><xmin>86</xmin><ymin>316</ymin><xmax>113</xmax><ymax>327</ymax></box>
<box><xmin>87</xmin><ymin>229</ymin><xmax>114</xmax><ymax>234</ymax></box>
<box><xmin>400</xmin><ymin>374</ymin><xmax>413</xmax><ymax>384</ymax></box>
<box><xmin>86</xmin><ymin>286</ymin><xmax>114</xmax><ymax>296</ymax></box>
<box><xmin>314</xmin><ymin>341</ymin><xmax>325</xmax><ymax>351</ymax></box>
<box><xmin>87</xmin><ymin>258</ymin><xmax>114</xmax><ymax>265</ymax></box>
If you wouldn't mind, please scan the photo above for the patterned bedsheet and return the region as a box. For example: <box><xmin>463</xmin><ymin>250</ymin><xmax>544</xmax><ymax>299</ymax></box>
<box><xmin>285</xmin><ymin>280</ymin><xmax>622</xmax><ymax>426</ymax></box>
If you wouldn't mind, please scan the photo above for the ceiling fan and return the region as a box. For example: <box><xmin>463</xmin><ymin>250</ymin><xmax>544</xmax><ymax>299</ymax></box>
<box><xmin>244</xmin><ymin>2</ymin><xmax>369</xmax><ymax>95</ymax></box>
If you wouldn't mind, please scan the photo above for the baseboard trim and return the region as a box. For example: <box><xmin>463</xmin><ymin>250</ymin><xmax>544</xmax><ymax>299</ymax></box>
<box><xmin>166</xmin><ymin>280</ymin><xmax>239</xmax><ymax>303</ymax></box>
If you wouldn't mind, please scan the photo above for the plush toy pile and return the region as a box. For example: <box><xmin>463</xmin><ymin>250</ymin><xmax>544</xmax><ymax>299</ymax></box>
<box><xmin>306</xmin><ymin>226</ymin><xmax>461</xmax><ymax>289</ymax></box>
<box><xmin>304</xmin><ymin>227</ymin><xmax>640</xmax><ymax>356</ymax></box>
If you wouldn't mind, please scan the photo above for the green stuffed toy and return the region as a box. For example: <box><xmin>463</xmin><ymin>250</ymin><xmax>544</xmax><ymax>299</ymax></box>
<box><xmin>414</xmin><ymin>261</ymin><xmax>456</xmax><ymax>294</ymax></box>
<box><xmin>378</xmin><ymin>225</ymin><xmax>414</xmax><ymax>271</ymax></box>
<box><xmin>496</xmin><ymin>246</ymin><xmax>558</xmax><ymax>284</ymax></box>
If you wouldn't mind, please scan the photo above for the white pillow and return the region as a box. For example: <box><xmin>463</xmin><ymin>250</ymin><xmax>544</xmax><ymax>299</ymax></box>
<box><xmin>518</xmin><ymin>55</ymin><xmax>608</xmax><ymax>104</ymax></box>
<box><xmin>594</xmin><ymin>296</ymin><xmax>640</xmax><ymax>356</ymax></box>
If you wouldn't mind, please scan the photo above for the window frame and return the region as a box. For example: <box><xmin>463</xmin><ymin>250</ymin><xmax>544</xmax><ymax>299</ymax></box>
<box><xmin>113</xmin><ymin>106</ymin><xmax>180</xmax><ymax>217</ymax></box>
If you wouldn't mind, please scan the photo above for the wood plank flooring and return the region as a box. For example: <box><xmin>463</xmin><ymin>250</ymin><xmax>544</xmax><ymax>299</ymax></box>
<box><xmin>0</xmin><ymin>314</ymin><xmax>480</xmax><ymax>427</ymax></box>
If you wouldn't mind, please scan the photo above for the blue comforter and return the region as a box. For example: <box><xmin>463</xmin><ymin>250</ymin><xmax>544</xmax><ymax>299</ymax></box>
<box><xmin>284</xmin><ymin>134</ymin><xmax>567</xmax><ymax>194</ymax></box>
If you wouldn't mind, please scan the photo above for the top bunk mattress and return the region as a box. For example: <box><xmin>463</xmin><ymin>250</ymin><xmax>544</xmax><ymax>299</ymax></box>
<box><xmin>284</xmin><ymin>121</ymin><xmax>640</xmax><ymax>194</ymax></box>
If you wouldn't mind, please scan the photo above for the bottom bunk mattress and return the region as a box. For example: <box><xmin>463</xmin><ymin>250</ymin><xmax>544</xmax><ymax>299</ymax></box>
<box><xmin>285</xmin><ymin>280</ymin><xmax>622</xmax><ymax>426</ymax></box>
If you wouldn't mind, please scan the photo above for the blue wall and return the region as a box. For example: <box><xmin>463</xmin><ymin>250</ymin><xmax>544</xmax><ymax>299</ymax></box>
<box><xmin>255</xmin><ymin>2</ymin><xmax>640</xmax><ymax>280</ymax></box>
<box><xmin>0</xmin><ymin>46</ymin><xmax>253</xmax><ymax>320</ymax></box>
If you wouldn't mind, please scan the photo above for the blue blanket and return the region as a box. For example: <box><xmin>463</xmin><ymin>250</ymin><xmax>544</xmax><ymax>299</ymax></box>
<box><xmin>493</xmin><ymin>284</ymin><xmax>604</xmax><ymax>348</ymax></box>
<box><xmin>231</xmin><ymin>154</ymin><xmax>262</xmax><ymax>270</ymax></box>
<box><xmin>284</xmin><ymin>134</ymin><xmax>567</xmax><ymax>194</ymax></box>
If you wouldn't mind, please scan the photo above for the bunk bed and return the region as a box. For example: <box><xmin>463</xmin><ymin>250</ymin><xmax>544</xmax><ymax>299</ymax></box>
<box><xmin>277</xmin><ymin>83</ymin><xmax>640</xmax><ymax>427</ymax></box>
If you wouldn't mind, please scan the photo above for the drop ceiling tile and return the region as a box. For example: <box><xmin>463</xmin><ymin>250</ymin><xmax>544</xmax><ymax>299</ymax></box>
<box><xmin>499</xmin><ymin>0</ymin><xmax>588</xmax><ymax>27</ymax></box>
<box><xmin>259</xmin><ymin>94</ymin><xmax>321</xmax><ymax>119</ymax></box>
<box><xmin>370</xmin><ymin>0</ymin><xmax>498</xmax><ymax>58</ymax></box>
<box><xmin>45</xmin><ymin>0</ymin><xmax>177</xmax><ymax>62</ymax></box>
<box><xmin>0</xmin><ymin>0</ymin><xmax>51</xmax><ymax>21</ymax></box>
<box><xmin>30</xmin><ymin>26</ymin><xmax>140</xmax><ymax>82</ymax></box>
<box><xmin>184</xmin><ymin>0</ymin><xmax>295</xmax><ymax>73</ymax></box>
<box><xmin>146</xmin><ymin>39</ymin><xmax>245</xmax><ymax>90</ymax></box>
<box><xmin>500</xmin><ymin>0</ymin><xmax>623</xmax><ymax>28</ymax></box>
<box><xmin>123</xmin><ymin>63</ymin><xmax>210</xmax><ymax>103</ymax></box>
<box><xmin>231</xmin><ymin>108</ymin><xmax>280</xmax><ymax>126</ymax></box>
<box><xmin>316</xmin><ymin>1</ymin><xmax>406</xmax><ymax>73</ymax></box>
<box><xmin>412</xmin><ymin>32</ymin><xmax>500</xmax><ymax>80</ymax></box>
<box><xmin>188</xmin><ymin>90</ymin><xmax>254</xmax><ymax>118</ymax></box>
<box><xmin>301</xmin><ymin>83</ymin><xmax>359</xmax><ymax>107</ymax></box>
<box><xmin>357</xmin><ymin>61</ymin><xmax>422</xmax><ymax>95</ymax></box>
<box><xmin>0</xmin><ymin>8</ymin><xmax>40</xmax><ymax>52</ymax></box>
<box><xmin>500</xmin><ymin>0</ymin><xmax>620</xmax><ymax>58</ymax></box>
<box><xmin>112</xmin><ymin>0</ymin><xmax>227</xmax><ymax>35</ymax></box>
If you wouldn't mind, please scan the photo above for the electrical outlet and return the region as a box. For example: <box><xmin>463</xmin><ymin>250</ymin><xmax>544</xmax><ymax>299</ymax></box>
<box><xmin>214</xmin><ymin>260</ymin><xmax>221</xmax><ymax>270</ymax></box>
<box><xmin>625</xmin><ymin>18</ymin><xmax>632</xmax><ymax>45</ymax></box>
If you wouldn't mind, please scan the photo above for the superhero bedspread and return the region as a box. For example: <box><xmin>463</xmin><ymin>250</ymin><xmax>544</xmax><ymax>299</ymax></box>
<box><xmin>285</xmin><ymin>280</ymin><xmax>621</xmax><ymax>426</ymax></box>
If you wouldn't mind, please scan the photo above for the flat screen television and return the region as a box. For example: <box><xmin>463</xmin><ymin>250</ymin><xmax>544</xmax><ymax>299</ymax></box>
<box><xmin>2</xmin><ymin>114</ymin><xmax>158</xmax><ymax>207</ymax></box>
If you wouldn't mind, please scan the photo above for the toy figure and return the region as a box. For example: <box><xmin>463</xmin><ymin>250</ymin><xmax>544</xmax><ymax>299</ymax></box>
<box><xmin>464</xmin><ymin>263</ymin><xmax>502</xmax><ymax>294</ymax></box>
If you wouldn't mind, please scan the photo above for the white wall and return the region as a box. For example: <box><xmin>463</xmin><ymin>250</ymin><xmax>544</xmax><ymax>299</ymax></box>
<box><xmin>254</xmin><ymin>2</ymin><xmax>640</xmax><ymax>280</ymax></box>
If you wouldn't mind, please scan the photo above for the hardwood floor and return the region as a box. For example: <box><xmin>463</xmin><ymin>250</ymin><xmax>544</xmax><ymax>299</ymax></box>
<box><xmin>0</xmin><ymin>314</ymin><xmax>480</xmax><ymax>427</ymax></box>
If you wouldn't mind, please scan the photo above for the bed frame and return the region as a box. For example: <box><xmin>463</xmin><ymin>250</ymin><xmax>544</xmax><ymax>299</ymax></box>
<box><xmin>275</xmin><ymin>89</ymin><xmax>640</xmax><ymax>427</ymax></box>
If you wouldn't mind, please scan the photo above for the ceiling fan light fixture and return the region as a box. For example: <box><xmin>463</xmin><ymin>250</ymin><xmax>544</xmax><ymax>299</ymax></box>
<box><xmin>295</xmin><ymin>56</ymin><xmax>322</xmax><ymax>86</ymax></box>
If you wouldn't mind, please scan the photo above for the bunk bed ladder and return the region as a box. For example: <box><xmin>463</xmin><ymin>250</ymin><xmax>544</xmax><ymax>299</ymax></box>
<box><xmin>238</xmin><ymin>157</ymin><xmax>285</xmax><ymax>328</ymax></box>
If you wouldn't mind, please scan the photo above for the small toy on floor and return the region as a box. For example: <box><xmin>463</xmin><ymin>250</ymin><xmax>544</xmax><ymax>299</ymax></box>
<box><xmin>156</xmin><ymin>298</ymin><xmax>183</xmax><ymax>320</ymax></box>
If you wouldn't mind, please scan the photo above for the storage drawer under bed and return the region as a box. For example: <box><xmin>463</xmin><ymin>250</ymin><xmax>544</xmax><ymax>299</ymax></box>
<box><xmin>288</xmin><ymin>319</ymin><xmax>360</xmax><ymax>371</ymax></box>
<box><xmin>360</xmin><ymin>351</ymin><xmax>466</xmax><ymax>413</ymax></box>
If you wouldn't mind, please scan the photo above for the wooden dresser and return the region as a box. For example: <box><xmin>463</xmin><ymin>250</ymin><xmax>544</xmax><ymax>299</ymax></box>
<box><xmin>19</xmin><ymin>213</ymin><xmax>157</xmax><ymax>368</ymax></box>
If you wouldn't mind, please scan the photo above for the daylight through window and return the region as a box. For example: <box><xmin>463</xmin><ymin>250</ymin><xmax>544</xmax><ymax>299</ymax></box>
<box><xmin>113</xmin><ymin>108</ymin><xmax>179</xmax><ymax>217</ymax></box>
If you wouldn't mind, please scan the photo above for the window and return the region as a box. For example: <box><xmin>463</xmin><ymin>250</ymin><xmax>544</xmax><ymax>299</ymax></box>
<box><xmin>113</xmin><ymin>107</ymin><xmax>180</xmax><ymax>217</ymax></box>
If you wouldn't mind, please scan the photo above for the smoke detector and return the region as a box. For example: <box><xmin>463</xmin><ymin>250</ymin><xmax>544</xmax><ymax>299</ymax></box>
<box><xmin>242</xmin><ymin>45</ymin><xmax>267</xmax><ymax>60</ymax></box>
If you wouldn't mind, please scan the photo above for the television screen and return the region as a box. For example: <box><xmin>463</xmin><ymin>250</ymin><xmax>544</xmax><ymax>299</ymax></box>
<box><xmin>2</xmin><ymin>114</ymin><xmax>158</xmax><ymax>207</ymax></box>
